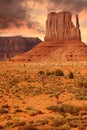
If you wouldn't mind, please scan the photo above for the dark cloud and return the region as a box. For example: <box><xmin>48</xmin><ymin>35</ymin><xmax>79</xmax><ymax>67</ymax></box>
<box><xmin>47</xmin><ymin>0</ymin><xmax>87</xmax><ymax>13</ymax></box>
<box><xmin>27</xmin><ymin>20</ymin><xmax>45</xmax><ymax>34</ymax></box>
<box><xmin>0</xmin><ymin>0</ymin><xmax>44</xmax><ymax>33</ymax></box>
<box><xmin>0</xmin><ymin>0</ymin><xmax>28</xmax><ymax>28</ymax></box>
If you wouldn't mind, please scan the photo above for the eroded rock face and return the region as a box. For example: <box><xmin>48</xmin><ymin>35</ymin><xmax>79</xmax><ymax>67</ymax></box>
<box><xmin>11</xmin><ymin>11</ymin><xmax>87</xmax><ymax>62</ymax></box>
<box><xmin>45</xmin><ymin>11</ymin><xmax>81</xmax><ymax>41</ymax></box>
<box><xmin>0</xmin><ymin>36</ymin><xmax>41</xmax><ymax>61</ymax></box>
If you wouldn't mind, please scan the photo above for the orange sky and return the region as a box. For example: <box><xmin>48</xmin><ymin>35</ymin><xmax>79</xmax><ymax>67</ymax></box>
<box><xmin>0</xmin><ymin>0</ymin><xmax>87</xmax><ymax>43</ymax></box>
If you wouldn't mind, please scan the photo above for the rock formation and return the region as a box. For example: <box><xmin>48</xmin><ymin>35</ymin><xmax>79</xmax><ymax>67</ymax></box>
<box><xmin>45</xmin><ymin>11</ymin><xmax>81</xmax><ymax>41</ymax></box>
<box><xmin>0</xmin><ymin>36</ymin><xmax>41</xmax><ymax>61</ymax></box>
<box><xmin>11</xmin><ymin>11</ymin><xmax>87</xmax><ymax>62</ymax></box>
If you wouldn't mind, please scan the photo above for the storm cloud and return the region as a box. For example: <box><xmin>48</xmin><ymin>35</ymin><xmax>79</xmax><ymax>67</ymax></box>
<box><xmin>0</xmin><ymin>0</ymin><xmax>43</xmax><ymax>31</ymax></box>
<box><xmin>47</xmin><ymin>0</ymin><xmax>87</xmax><ymax>12</ymax></box>
<box><xmin>0</xmin><ymin>0</ymin><xmax>86</xmax><ymax>29</ymax></box>
<box><xmin>0</xmin><ymin>0</ymin><xmax>27</xmax><ymax>28</ymax></box>
<box><xmin>30</xmin><ymin>0</ymin><xmax>87</xmax><ymax>12</ymax></box>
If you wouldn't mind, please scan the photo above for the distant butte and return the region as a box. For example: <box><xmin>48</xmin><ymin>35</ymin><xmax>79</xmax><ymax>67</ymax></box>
<box><xmin>11</xmin><ymin>11</ymin><xmax>87</xmax><ymax>62</ymax></box>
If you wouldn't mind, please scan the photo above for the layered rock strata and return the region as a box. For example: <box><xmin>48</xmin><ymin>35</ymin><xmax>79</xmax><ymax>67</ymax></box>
<box><xmin>0</xmin><ymin>36</ymin><xmax>41</xmax><ymax>61</ymax></box>
<box><xmin>11</xmin><ymin>11</ymin><xmax>87</xmax><ymax>62</ymax></box>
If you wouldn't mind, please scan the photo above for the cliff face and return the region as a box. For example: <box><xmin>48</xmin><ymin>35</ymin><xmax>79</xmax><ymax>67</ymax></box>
<box><xmin>0</xmin><ymin>36</ymin><xmax>42</xmax><ymax>61</ymax></box>
<box><xmin>45</xmin><ymin>11</ymin><xmax>81</xmax><ymax>41</ymax></box>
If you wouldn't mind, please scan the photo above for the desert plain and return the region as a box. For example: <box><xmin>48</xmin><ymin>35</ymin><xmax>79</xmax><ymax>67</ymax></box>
<box><xmin>0</xmin><ymin>61</ymin><xmax>87</xmax><ymax>130</ymax></box>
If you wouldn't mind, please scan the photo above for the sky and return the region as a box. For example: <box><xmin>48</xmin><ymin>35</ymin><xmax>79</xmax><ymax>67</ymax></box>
<box><xmin>0</xmin><ymin>0</ymin><xmax>87</xmax><ymax>43</ymax></box>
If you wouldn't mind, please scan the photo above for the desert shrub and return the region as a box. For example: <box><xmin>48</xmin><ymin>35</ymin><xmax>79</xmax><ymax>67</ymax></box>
<box><xmin>68</xmin><ymin>72</ymin><xmax>74</xmax><ymax>79</ymax></box>
<box><xmin>5</xmin><ymin>121</ymin><xmax>14</xmax><ymax>127</ymax></box>
<box><xmin>62</xmin><ymin>104</ymin><xmax>80</xmax><ymax>115</ymax></box>
<box><xmin>68</xmin><ymin>120</ymin><xmax>78</xmax><ymax>127</ymax></box>
<box><xmin>5</xmin><ymin>115</ymin><xmax>12</xmax><ymax>120</ymax></box>
<box><xmin>78</xmin><ymin>81</ymin><xmax>87</xmax><ymax>88</ymax></box>
<box><xmin>0</xmin><ymin>125</ymin><xmax>3</xmax><ymax>129</ymax></box>
<box><xmin>18</xmin><ymin>125</ymin><xmax>38</xmax><ymax>130</ymax></box>
<box><xmin>52</xmin><ymin>115</ymin><xmax>66</xmax><ymax>127</ymax></box>
<box><xmin>13</xmin><ymin>105</ymin><xmax>19</xmax><ymax>108</ymax></box>
<box><xmin>9</xmin><ymin>78</ymin><xmax>19</xmax><ymax>86</ymax></box>
<box><xmin>75</xmin><ymin>93</ymin><xmax>87</xmax><ymax>100</ymax></box>
<box><xmin>7</xmin><ymin>118</ymin><xmax>26</xmax><ymax>128</ymax></box>
<box><xmin>0</xmin><ymin>107</ymin><xmax>8</xmax><ymax>114</ymax></box>
<box><xmin>17</xmin><ymin>121</ymin><xmax>26</xmax><ymax>127</ymax></box>
<box><xmin>59</xmin><ymin>123</ymin><xmax>70</xmax><ymax>130</ymax></box>
<box><xmin>37</xmin><ymin>71</ymin><xmax>44</xmax><ymax>75</ymax></box>
<box><xmin>46</xmin><ymin>105</ymin><xmax>58</xmax><ymax>112</ymax></box>
<box><xmin>46</xmin><ymin>71</ymin><xmax>52</xmax><ymax>76</ymax></box>
<box><xmin>30</xmin><ymin>110</ymin><xmax>43</xmax><ymax>116</ymax></box>
<box><xmin>14</xmin><ymin>109</ymin><xmax>22</xmax><ymax>113</ymax></box>
<box><xmin>26</xmin><ymin>106</ymin><xmax>33</xmax><ymax>110</ymax></box>
<box><xmin>78</xmin><ymin>123</ymin><xmax>86</xmax><ymax>130</ymax></box>
<box><xmin>35</xmin><ymin>119</ymin><xmax>49</xmax><ymax>126</ymax></box>
<box><xmin>54</xmin><ymin>69</ymin><xmax>64</xmax><ymax>76</ymax></box>
<box><xmin>57</xmin><ymin>104</ymin><xmax>80</xmax><ymax>116</ymax></box>
<box><xmin>46</xmin><ymin>104</ymin><xmax>80</xmax><ymax>115</ymax></box>
<box><xmin>13</xmin><ymin>120</ymin><xmax>26</xmax><ymax>127</ymax></box>
<box><xmin>57</xmin><ymin>104</ymin><xmax>64</xmax><ymax>113</ymax></box>
<box><xmin>1</xmin><ymin>104</ymin><xmax>9</xmax><ymax>108</ymax></box>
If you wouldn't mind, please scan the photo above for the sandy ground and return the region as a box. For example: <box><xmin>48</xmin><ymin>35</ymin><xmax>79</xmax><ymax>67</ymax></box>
<box><xmin>0</xmin><ymin>61</ymin><xmax>87</xmax><ymax>130</ymax></box>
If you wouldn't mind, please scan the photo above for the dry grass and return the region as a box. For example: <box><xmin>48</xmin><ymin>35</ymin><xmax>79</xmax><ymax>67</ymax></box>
<box><xmin>0</xmin><ymin>61</ymin><xmax>87</xmax><ymax>130</ymax></box>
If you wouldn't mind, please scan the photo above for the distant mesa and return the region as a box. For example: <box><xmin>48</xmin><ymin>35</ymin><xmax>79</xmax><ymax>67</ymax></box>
<box><xmin>0</xmin><ymin>36</ymin><xmax>42</xmax><ymax>61</ymax></box>
<box><xmin>11</xmin><ymin>11</ymin><xmax>87</xmax><ymax>62</ymax></box>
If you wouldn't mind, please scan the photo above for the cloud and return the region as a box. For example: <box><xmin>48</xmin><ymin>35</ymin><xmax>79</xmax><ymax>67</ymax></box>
<box><xmin>0</xmin><ymin>0</ymin><xmax>28</xmax><ymax>28</ymax></box>
<box><xmin>0</xmin><ymin>0</ymin><xmax>44</xmax><ymax>33</ymax></box>
<box><xmin>47</xmin><ymin>0</ymin><xmax>87</xmax><ymax>13</ymax></box>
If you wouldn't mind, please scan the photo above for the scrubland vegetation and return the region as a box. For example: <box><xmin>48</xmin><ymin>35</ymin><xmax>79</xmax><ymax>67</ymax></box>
<box><xmin>0</xmin><ymin>61</ymin><xmax>87</xmax><ymax>130</ymax></box>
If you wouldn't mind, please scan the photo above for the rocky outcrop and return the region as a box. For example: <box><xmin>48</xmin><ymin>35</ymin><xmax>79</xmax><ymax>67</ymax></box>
<box><xmin>11</xmin><ymin>11</ymin><xmax>87</xmax><ymax>62</ymax></box>
<box><xmin>0</xmin><ymin>36</ymin><xmax>42</xmax><ymax>61</ymax></box>
<box><xmin>45</xmin><ymin>11</ymin><xmax>81</xmax><ymax>41</ymax></box>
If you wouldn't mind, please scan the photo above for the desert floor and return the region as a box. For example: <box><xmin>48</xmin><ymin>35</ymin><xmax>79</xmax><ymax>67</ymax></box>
<box><xmin>0</xmin><ymin>61</ymin><xmax>87</xmax><ymax>130</ymax></box>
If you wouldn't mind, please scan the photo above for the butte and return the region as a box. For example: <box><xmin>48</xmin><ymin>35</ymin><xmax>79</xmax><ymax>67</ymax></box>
<box><xmin>11</xmin><ymin>11</ymin><xmax>87</xmax><ymax>62</ymax></box>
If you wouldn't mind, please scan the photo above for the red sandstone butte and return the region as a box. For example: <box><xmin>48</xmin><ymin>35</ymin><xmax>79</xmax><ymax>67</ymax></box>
<box><xmin>11</xmin><ymin>11</ymin><xmax>87</xmax><ymax>62</ymax></box>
